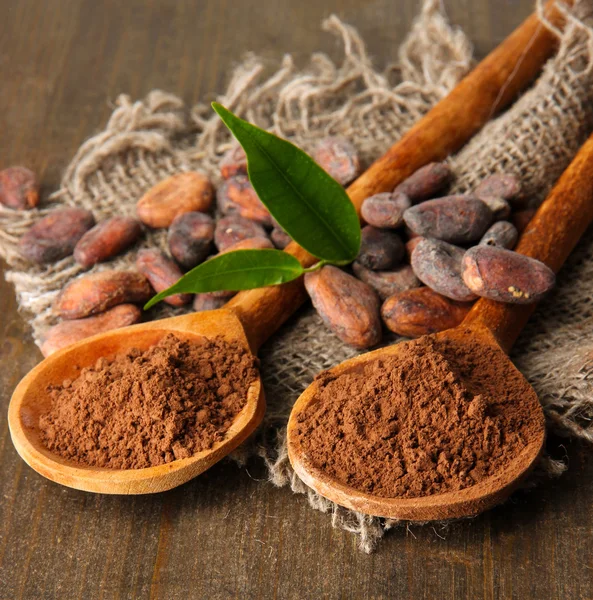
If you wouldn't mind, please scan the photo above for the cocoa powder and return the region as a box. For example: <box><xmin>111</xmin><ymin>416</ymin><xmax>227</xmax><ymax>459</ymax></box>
<box><xmin>293</xmin><ymin>336</ymin><xmax>541</xmax><ymax>498</ymax></box>
<box><xmin>39</xmin><ymin>334</ymin><xmax>258</xmax><ymax>469</ymax></box>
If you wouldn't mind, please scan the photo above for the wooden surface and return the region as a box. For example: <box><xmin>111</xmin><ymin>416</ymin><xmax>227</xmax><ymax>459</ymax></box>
<box><xmin>1</xmin><ymin>1</ymin><xmax>592</xmax><ymax>598</ymax></box>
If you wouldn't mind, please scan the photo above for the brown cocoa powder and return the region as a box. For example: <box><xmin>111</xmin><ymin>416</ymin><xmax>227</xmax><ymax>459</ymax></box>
<box><xmin>293</xmin><ymin>336</ymin><xmax>540</xmax><ymax>498</ymax></box>
<box><xmin>39</xmin><ymin>334</ymin><xmax>258</xmax><ymax>469</ymax></box>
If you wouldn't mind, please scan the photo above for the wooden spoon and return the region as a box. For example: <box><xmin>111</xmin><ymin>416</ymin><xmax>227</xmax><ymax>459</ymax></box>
<box><xmin>287</xmin><ymin>132</ymin><xmax>593</xmax><ymax>522</ymax></box>
<box><xmin>8</xmin><ymin>1</ymin><xmax>568</xmax><ymax>494</ymax></box>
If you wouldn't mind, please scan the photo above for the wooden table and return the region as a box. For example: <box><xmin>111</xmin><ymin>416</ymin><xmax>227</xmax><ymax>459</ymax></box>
<box><xmin>1</xmin><ymin>1</ymin><xmax>592</xmax><ymax>598</ymax></box>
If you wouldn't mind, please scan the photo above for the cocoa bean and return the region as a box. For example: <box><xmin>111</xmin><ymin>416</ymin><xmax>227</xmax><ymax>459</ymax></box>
<box><xmin>0</xmin><ymin>166</ymin><xmax>39</xmax><ymax>210</ymax></box>
<box><xmin>304</xmin><ymin>265</ymin><xmax>381</xmax><ymax>349</ymax></box>
<box><xmin>136</xmin><ymin>172</ymin><xmax>214</xmax><ymax>228</ymax></box>
<box><xmin>271</xmin><ymin>227</ymin><xmax>292</xmax><ymax>249</ymax></box>
<box><xmin>217</xmin><ymin>175</ymin><xmax>272</xmax><ymax>226</ymax></box>
<box><xmin>361</xmin><ymin>192</ymin><xmax>410</xmax><ymax>229</ymax></box>
<box><xmin>462</xmin><ymin>246</ymin><xmax>555</xmax><ymax>304</ymax></box>
<box><xmin>411</xmin><ymin>238</ymin><xmax>477</xmax><ymax>302</ymax></box>
<box><xmin>312</xmin><ymin>137</ymin><xmax>360</xmax><ymax>186</ymax></box>
<box><xmin>41</xmin><ymin>304</ymin><xmax>142</xmax><ymax>357</ymax></box>
<box><xmin>405</xmin><ymin>236</ymin><xmax>425</xmax><ymax>261</ymax></box>
<box><xmin>512</xmin><ymin>209</ymin><xmax>536</xmax><ymax>234</ymax></box>
<box><xmin>353</xmin><ymin>262</ymin><xmax>421</xmax><ymax>300</ymax></box>
<box><xmin>19</xmin><ymin>208</ymin><xmax>95</xmax><ymax>264</ymax></box>
<box><xmin>214</xmin><ymin>215</ymin><xmax>267</xmax><ymax>251</ymax></box>
<box><xmin>221</xmin><ymin>237</ymin><xmax>274</xmax><ymax>253</ymax></box>
<box><xmin>167</xmin><ymin>212</ymin><xmax>214</xmax><ymax>270</ymax></box>
<box><xmin>73</xmin><ymin>216</ymin><xmax>142</xmax><ymax>268</ymax></box>
<box><xmin>479</xmin><ymin>221</ymin><xmax>518</xmax><ymax>249</ymax></box>
<box><xmin>403</xmin><ymin>196</ymin><xmax>493</xmax><ymax>243</ymax></box>
<box><xmin>220</xmin><ymin>145</ymin><xmax>248</xmax><ymax>179</ymax></box>
<box><xmin>54</xmin><ymin>270</ymin><xmax>152</xmax><ymax>319</ymax></box>
<box><xmin>393</xmin><ymin>162</ymin><xmax>452</xmax><ymax>203</ymax></box>
<box><xmin>475</xmin><ymin>173</ymin><xmax>521</xmax><ymax>203</ymax></box>
<box><xmin>479</xmin><ymin>195</ymin><xmax>511</xmax><ymax>221</ymax></box>
<box><xmin>193</xmin><ymin>293</ymin><xmax>229</xmax><ymax>312</ymax></box>
<box><xmin>381</xmin><ymin>287</ymin><xmax>472</xmax><ymax>338</ymax></box>
<box><xmin>357</xmin><ymin>226</ymin><xmax>404</xmax><ymax>270</ymax></box>
<box><xmin>136</xmin><ymin>249</ymin><xmax>191</xmax><ymax>307</ymax></box>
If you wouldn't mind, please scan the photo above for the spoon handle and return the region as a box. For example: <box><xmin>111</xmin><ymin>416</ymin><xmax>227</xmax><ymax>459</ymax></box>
<box><xmin>227</xmin><ymin>0</ymin><xmax>569</xmax><ymax>352</ymax></box>
<box><xmin>463</xmin><ymin>133</ymin><xmax>593</xmax><ymax>353</ymax></box>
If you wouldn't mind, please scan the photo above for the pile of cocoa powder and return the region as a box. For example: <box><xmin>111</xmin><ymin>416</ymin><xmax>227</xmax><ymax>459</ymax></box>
<box><xmin>39</xmin><ymin>334</ymin><xmax>258</xmax><ymax>469</ymax></box>
<box><xmin>292</xmin><ymin>336</ymin><xmax>541</xmax><ymax>498</ymax></box>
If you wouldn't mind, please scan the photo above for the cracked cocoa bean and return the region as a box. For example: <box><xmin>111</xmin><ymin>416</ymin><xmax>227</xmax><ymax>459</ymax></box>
<box><xmin>19</xmin><ymin>208</ymin><xmax>95</xmax><ymax>264</ymax></box>
<box><xmin>479</xmin><ymin>221</ymin><xmax>518</xmax><ymax>249</ymax></box>
<box><xmin>136</xmin><ymin>172</ymin><xmax>213</xmax><ymax>228</ymax></box>
<box><xmin>168</xmin><ymin>212</ymin><xmax>214</xmax><ymax>270</ymax></box>
<box><xmin>54</xmin><ymin>270</ymin><xmax>152</xmax><ymax>319</ymax></box>
<box><xmin>475</xmin><ymin>173</ymin><xmax>521</xmax><ymax>203</ymax></box>
<box><xmin>313</xmin><ymin>137</ymin><xmax>360</xmax><ymax>186</ymax></box>
<box><xmin>361</xmin><ymin>192</ymin><xmax>410</xmax><ymax>229</ymax></box>
<box><xmin>403</xmin><ymin>195</ymin><xmax>493</xmax><ymax>243</ymax></box>
<box><xmin>220</xmin><ymin>145</ymin><xmax>248</xmax><ymax>179</ymax></box>
<box><xmin>305</xmin><ymin>265</ymin><xmax>381</xmax><ymax>348</ymax></box>
<box><xmin>217</xmin><ymin>175</ymin><xmax>272</xmax><ymax>226</ymax></box>
<box><xmin>0</xmin><ymin>166</ymin><xmax>39</xmax><ymax>210</ymax></box>
<box><xmin>381</xmin><ymin>287</ymin><xmax>472</xmax><ymax>338</ymax></box>
<box><xmin>462</xmin><ymin>246</ymin><xmax>555</xmax><ymax>304</ymax></box>
<box><xmin>411</xmin><ymin>238</ymin><xmax>477</xmax><ymax>302</ymax></box>
<box><xmin>353</xmin><ymin>262</ymin><xmax>421</xmax><ymax>300</ymax></box>
<box><xmin>136</xmin><ymin>249</ymin><xmax>191</xmax><ymax>307</ymax></box>
<box><xmin>271</xmin><ymin>228</ymin><xmax>292</xmax><ymax>249</ymax></box>
<box><xmin>74</xmin><ymin>216</ymin><xmax>142</xmax><ymax>268</ymax></box>
<box><xmin>214</xmin><ymin>215</ymin><xmax>267</xmax><ymax>251</ymax></box>
<box><xmin>393</xmin><ymin>162</ymin><xmax>452</xmax><ymax>203</ymax></box>
<box><xmin>41</xmin><ymin>304</ymin><xmax>142</xmax><ymax>357</ymax></box>
<box><xmin>193</xmin><ymin>293</ymin><xmax>229</xmax><ymax>312</ymax></box>
<box><xmin>357</xmin><ymin>226</ymin><xmax>404</xmax><ymax>270</ymax></box>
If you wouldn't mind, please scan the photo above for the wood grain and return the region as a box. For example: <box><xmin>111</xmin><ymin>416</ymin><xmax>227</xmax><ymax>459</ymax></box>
<box><xmin>1</xmin><ymin>1</ymin><xmax>592</xmax><ymax>598</ymax></box>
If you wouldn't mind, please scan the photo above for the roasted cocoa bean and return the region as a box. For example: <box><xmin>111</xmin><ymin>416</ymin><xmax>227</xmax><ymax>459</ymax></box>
<box><xmin>73</xmin><ymin>216</ymin><xmax>142</xmax><ymax>268</ymax></box>
<box><xmin>136</xmin><ymin>249</ymin><xmax>191</xmax><ymax>307</ymax></box>
<box><xmin>0</xmin><ymin>166</ymin><xmax>39</xmax><ymax>210</ymax></box>
<box><xmin>411</xmin><ymin>238</ymin><xmax>477</xmax><ymax>302</ymax></box>
<box><xmin>403</xmin><ymin>195</ymin><xmax>493</xmax><ymax>243</ymax></box>
<box><xmin>479</xmin><ymin>195</ymin><xmax>511</xmax><ymax>221</ymax></box>
<box><xmin>41</xmin><ymin>304</ymin><xmax>142</xmax><ymax>357</ymax></box>
<box><xmin>271</xmin><ymin>227</ymin><xmax>292</xmax><ymax>249</ymax></box>
<box><xmin>54</xmin><ymin>270</ymin><xmax>152</xmax><ymax>319</ymax></box>
<box><xmin>361</xmin><ymin>192</ymin><xmax>410</xmax><ymax>229</ymax></box>
<box><xmin>217</xmin><ymin>175</ymin><xmax>272</xmax><ymax>226</ymax></box>
<box><xmin>221</xmin><ymin>237</ymin><xmax>274</xmax><ymax>253</ymax></box>
<box><xmin>214</xmin><ymin>215</ymin><xmax>267</xmax><ymax>251</ymax></box>
<box><xmin>405</xmin><ymin>236</ymin><xmax>425</xmax><ymax>261</ymax></box>
<box><xmin>381</xmin><ymin>287</ymin><xmax>472</xmax><ymax>338</ymax></box>
<box><xmin>353</xmin><ymin>262</ymin><xmax>421</xmax><ymax>300</ymax></box>
<box><xmin>167</xmin><ymin>212</ymin><xmax>214</xmax><ymax>270</ymax></box>
<box><xmin>475</xmin><ymin>173</ymin><xmax>521</xmax><ymax>203</ymax></box>
<box><xmin>313</xmin><ymin>137</ymin><xmax>360</xmax><ymax>186</ymax></box>
<box><xmin>462</xmin><ymin>246</ymin><xmax>555</xmax><ymax>304</ymax></box>
<box><xmin>357</xmin><ymin>226</ymin><xmax>404</xmax><ymax>270</ymax></box>
<box><xmin>393</xmin><ymin>162</ymin><xmax>452</xmax><ymax>203</ymax></box>
<box><xmin>479</xmin><ymin>221</ymin><xmax>518</xmax><ymax>249</ymax></box>
<box><xmin>193</xmin><ymin>293</ymin><xmax>229</xmax><ymax>312</ymax></box>
<box><xmin>220</xmin><ymin>145</ymin><xmax>248</xmax><ymax>179</ymax></box>
<box><xmin>512</xmin><ymin>209</ymin><xmax>536</xmax><ymax>234</ymax></box>
<box><xmin>305</xmin><ymin>265</ymin><xmax>382</xmax><ymax>348</ymax></box>
<box><xmin>19</xmin><ymin>208</ymin><xmax>95</xmax><ymax>264</ymax></box>
<box><xmin>136</xmin><ymin>172</ymin><xmax>214</xmax><ymax>228</ymax></box>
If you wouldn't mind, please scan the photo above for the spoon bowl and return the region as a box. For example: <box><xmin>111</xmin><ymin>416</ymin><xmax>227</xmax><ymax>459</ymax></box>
<box><xmin>8</xmin><ymin>309</ymin><xmax>265</xmax><ymax>494</ymax></box>
<box><xmin>287</xmin><ymin>326</ymin><xmax>545</xmax><ymax>521</ymax></box>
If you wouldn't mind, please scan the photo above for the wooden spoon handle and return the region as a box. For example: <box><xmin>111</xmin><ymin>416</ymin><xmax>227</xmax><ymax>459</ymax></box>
<box><xmin>463</xmin><ymin>133</ymin><xmax>593</xmax><ymax>353</ymax></box>
<box><xmin>227</xmin><ymin>1</ymin><xmax>569</xmax><ymax>352</ymax></box>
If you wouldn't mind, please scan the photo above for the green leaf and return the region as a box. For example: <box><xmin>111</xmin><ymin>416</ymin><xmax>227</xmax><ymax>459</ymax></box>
<box><xmin>212</xmin><ymin>102</ymin><xmax>361</xmax><ymax>263</ymax></box>
<box><xmin>144</xmin><ymin>249</ymin><xmax>304</xmax><ymax>309</ymax></box>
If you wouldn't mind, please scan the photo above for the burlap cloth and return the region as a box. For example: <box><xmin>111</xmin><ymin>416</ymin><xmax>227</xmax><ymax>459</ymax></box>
<box><xmin>1</xmin><ymin>0</ymin><xmax>593</xmax><ymax>552</ymax></box>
